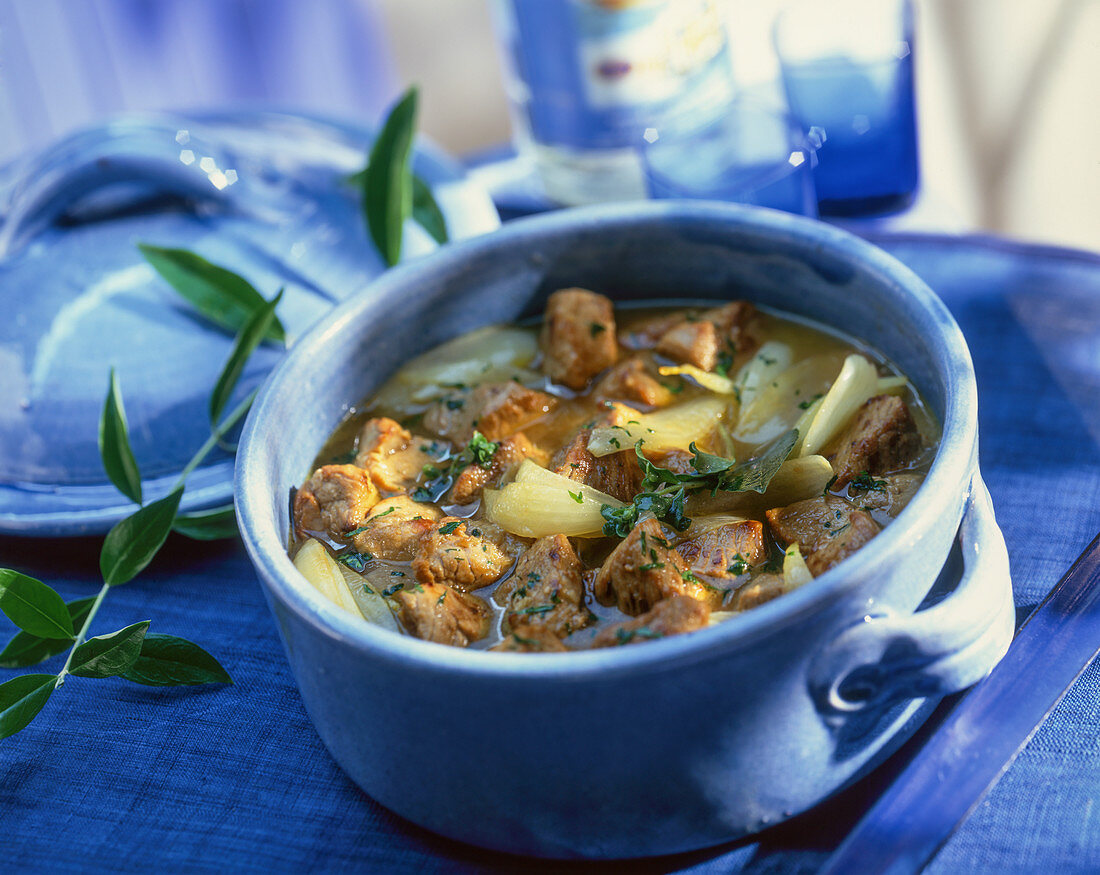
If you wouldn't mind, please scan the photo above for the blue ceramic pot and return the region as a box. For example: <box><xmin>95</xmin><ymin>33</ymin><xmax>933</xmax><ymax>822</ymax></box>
<box><xmin>235</xmin><ymin>202</ymin><xmax>1014</xmax><ymax>858</ymax></box>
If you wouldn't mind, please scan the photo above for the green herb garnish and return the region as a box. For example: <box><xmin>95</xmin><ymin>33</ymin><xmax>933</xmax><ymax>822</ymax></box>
<box><xmin>336</xmin><ymin>552</ymin><xmax>374</xmax><ymax>573</ymax></box>
<box><xmin>849</xmin><ymin>471</ymin><xmax>887</xmax><ymax>491</ymax></box>
<box><xmin>567</xmin><ymin>490</ymin><xmax>583</xmax><ymax>504</ymax></box>
<box><xmin>600</xmin><ymin>430</ymin><xmax>798</xmax><ymax>537</ymax></box>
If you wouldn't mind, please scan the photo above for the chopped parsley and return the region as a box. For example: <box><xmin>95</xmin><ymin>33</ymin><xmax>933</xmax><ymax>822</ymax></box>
<box><xmin>589</xmin><ymin>322</ymin><xmax>607</xmax><ymax>337</ymax></box>
<box><xmin>615</xmin><ymin>626</ymin><xmax>663</xmax><ymax>645</ymax></box>
<box><xmin>850</xmin><ymin>471</ymin><xmax>887</xmax><ymax>491</ymax></box>
<box><xmin>336</xmin><ymin>551</ymin><xmax>373</xmax><ymax>572</ymax></box>
<box><xmin>798</xmin><ymin>393</ymin><xmax>824</xmax><ymax>410</ymax></box>
<box><xmin>567</xmin><ymin>490</ymin><xmax>583</xmax><ymax>504</ymax></box>
<box><xmin>467</xmin><ymin>431</ymin><xmax>499</xmax><ymax>467</ymax></box>
<box><xmin>715</xmin><ymin>350</ymin><xmax>734</xmax><ymax>377</ymax></box>
<box><xmin>381</xmin><ymin>583</ymin><xmax>404</xmax><ymax>597</ymax></box>
<box><xmin>601</xmin><ymin>431</ymin><xmax>798</xmax><ymax>538</ymax></box>
<box><xmin>344</xmin><ymin>509</ymin><xmax>393</xmax><ymax>539</ymax></box>
<box><xmin>727</xmin><ymin>554</ymin><xmax>748</xmax><ymax>576</ymax></box>
<box><xmin>515</xmin><ymin>604</ymin><xmax>555</xmax><ymax>616</ymax></box>
<box><xmin>444</xmin><ymin>398</ymin><xmax>465</xmax><ymax>410</ymax></box>
<box><xmin>639</xmin><ymin>561</ymin><xmax>665</xmax><ymax>571</ymax></box>
<box><xmin>438</xmin><ymin>520</ymin><xmax>462</xmax><ymax>535</ymax></box>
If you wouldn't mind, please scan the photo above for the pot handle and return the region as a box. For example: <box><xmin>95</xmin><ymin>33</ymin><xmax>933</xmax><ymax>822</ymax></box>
<box><xmin>809</xmin><ymin>475</ymin><xmax>1015</xmax><ymax>725</ymax></box>
<box><xmin>0</xmin><ymin>119</ymin><xmax>233</xmax><ymax>258</ymax></box>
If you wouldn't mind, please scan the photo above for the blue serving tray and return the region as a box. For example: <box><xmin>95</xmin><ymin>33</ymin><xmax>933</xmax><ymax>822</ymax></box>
<box><xmin>0</xmin><ymin>110</ymin><xmax>499</xmax><ymax>536</ymax></box>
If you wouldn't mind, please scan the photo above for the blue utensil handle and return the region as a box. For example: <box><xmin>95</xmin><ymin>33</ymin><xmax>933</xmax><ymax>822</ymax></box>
<box><xmin>810</xmin><ymin>475</ymin><xmax>1015</xmax><ymax>723</ymax></box>
<box><xmin>0</xmin><ymin>118</ymin><xmax>233</xmax><ymax>257</ymax></box>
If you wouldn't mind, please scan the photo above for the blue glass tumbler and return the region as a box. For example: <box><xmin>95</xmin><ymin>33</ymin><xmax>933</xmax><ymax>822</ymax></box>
<box><xmin>774</xmin><ymin>0</ymin><xmax>919</xmax><ymax>216</ymax></box>
<box><xmin>640</xmin><ymin>101</ymin><xmax>818</xmax><ymax>217</ymax></box>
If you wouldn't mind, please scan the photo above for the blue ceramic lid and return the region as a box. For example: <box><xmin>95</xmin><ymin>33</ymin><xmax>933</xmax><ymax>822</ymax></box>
<box><xmin>0</xmin><ymin>110</ymin><xmax>499</xmax><ymax>536</ymax></box>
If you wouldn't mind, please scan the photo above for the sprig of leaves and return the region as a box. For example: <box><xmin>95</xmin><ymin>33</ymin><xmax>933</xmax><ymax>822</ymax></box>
<box><xmin>0</xmin><ymin>250</ymin><xmax>281</xmax><ymax>739</ymax></box>
<box><xmin>353</xmin><ymin>86</ymin><xmax>450</xmax><ymax>265</ymax></box>
<box><xmin>600</xmin><ymin>429</ymin><xmax>799</xmax><ymax>538</ymax></box>
<box><xmin>411</xmin><ymin>431</ymin><xmax>498</xmax><ymax>503</ymax></box>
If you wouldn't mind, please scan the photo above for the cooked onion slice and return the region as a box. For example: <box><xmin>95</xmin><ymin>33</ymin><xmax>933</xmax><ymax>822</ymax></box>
<box><xmin>798</xmin><ymin>354</ymin><xmax>879</xmax><ymax>457</ymax></box>
<box><xmin>483</xmin><ymin>460</ymin><xmax>625</xmax><ymax>538</ymax></box>
<box><xmin>587</xmin><ymin>397</ymin><xmax>730</xmax><ymax>457</ymax></box>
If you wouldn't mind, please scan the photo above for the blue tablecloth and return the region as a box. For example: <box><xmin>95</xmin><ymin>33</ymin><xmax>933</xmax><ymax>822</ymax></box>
<box><xmin>3</xmin><ymin>232</ymin><xmax>1099</xmax><ymax>873</ymax></box>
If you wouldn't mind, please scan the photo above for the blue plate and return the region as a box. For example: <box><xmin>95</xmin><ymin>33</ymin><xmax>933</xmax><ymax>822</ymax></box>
<box><xmin>0</xmin><ymin>110</ymin><xmax>499</xmax><ymax>536</ymax></box>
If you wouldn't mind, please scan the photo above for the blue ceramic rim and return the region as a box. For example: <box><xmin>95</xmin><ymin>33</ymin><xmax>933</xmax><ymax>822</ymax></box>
<box><xmin>235</xmin><ymin>200</ymin><xmax>977</xmax><ymax>679</ymax></box>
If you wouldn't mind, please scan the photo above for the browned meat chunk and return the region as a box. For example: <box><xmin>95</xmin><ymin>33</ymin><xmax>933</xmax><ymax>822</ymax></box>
<box><xmin>828</xmin><ymin>394</ymin><xmax>922</xmax><ymax>488</ymax></box>
<box><xmin>393</xmin><ymin>583</ymin><xmax>490</xmax><ymax>647</ymax></box>
<box><xmin>766</xmin><ymin>496</ymin><xmax>881</xmax><ymax>575</ymax></box>
<box><xmin>592</xmin><ymin>518</ymin><xmax>710</xmax><ymax>616</ymax></box>
<box><xmin>354</xmin><ymin>417</ymin><xmax>438</xmax><ymax>493</ymax></box>
<box><xmin>412</xmin><ymin>517</ymin><xmax>511</xmax><ymax>591</ymax></box>
<box><xmin>656</xmin><ymin>319</ymin><xmax>719</xmax><ymax>371</ymax></box>
<box><xmin>293</xmin><ymin>464</ymin><xmax>379</xmax><ymax>540</ymax></box>
<box><xmin>540</xmin><ymin>288</ymin><xmax>618</xmax><ymax>389</ymax></box>
<box><xmin>804</xmin><ymin>511</ymin><xmax>879</xmax><ymax>575</ymax></box>
<box><xmin>649</xmin><ymin>449</ymin><xmax>697</xmax><ymax>476</ymax></box>
<box><xmin>676</xmin><ymin>520</ymin><xmax>767</xmax><ymax>579</ymax></box>
<box><xmin>490</xmin><ymin>625</ymin><xmax>569</xmax><ymax>652</ymax></box>
<box><xmin>618</xmin><ymin>312</ymin><xmax>683</xmax><ymax>351</ymax></box>
<box><xmin>704</xmin><ymin>300</ymin><xmax>759</xmax><ymax>355</ymax></box>
<box><xmin>553</xmin><ymin>428</ymin><xmax>643</xmax><ymax>503</ymax></box>
<box><xmin>731</xmin><ymin>573</ymin><xmax>787</xmax><ymax>611</ymax></box>
<box><xmin>849</xmin><ymin>472</ymin><xmax>922</xmax><ymax>518</ymax></box>
<box><xmin>592</xmin><ymin>596</ymin><xmax>710</xmax><ymax>647</ymax></box>
<box><xmin>350</xmin><ymin>495</ymin><xmax>440</xmax><ymax>560</ymax></box>
<box><xmin>767</xmin><ymin>496</ymin><xmax>857</xmax><ymax>554</ymax></box>
<box><xmin>594</xmin><ymin>357</ymin><xmax>674</xmax><ymax>408</ymax></box>
<box><xmin>495</xmin><ymin>535</ymin><xmax>593</xmax><ymax>638</ymax></box>
<box><xmin>449</xmin><ymin>433</ymin><xmax>549</xmax><ymax>505</ymax></box>
<box><xmin>423</xmin><ymin>382</ymin><xmax>556</xmax><ymax>443</ymax></box>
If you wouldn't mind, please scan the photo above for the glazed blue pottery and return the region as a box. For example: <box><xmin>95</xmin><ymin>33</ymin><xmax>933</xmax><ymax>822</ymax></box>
<box><xmin>0</xmin><ymin>110</ymin><xmax>498</xmax><ymax>536</ymax></box>
<box><xmin>234</xmin><ymin>202</ymin><xmax>1014</xmax><ymax>858</ymax></box>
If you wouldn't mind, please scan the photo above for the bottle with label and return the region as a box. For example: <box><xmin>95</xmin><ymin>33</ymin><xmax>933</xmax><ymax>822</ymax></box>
<box><xmin>491</xmin><ymin>0</ymin><xmax>736</xmax><ymax>206</ymax></box>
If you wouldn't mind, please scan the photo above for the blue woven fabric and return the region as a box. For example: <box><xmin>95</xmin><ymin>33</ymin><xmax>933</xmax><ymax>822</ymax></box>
<box><xmin>2</xmin><ymin>233</ymin><xmax>1099</xmax><ymax>873</ymax></box>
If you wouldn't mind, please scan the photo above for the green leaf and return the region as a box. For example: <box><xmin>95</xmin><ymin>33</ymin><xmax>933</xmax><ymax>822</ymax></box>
<box><xmin>411</xmin><ymin>174</ymin><xmax>448</xmax><ymax>245</ymax></box>
<box><xmin>209</xmin><ymin>288</ymin><xmax>284</xmax><ymax>426</ymax></box>
<box><xmin>122</xmin><ymin>634</ymin><xmax>232</xmax><ymax>686</ymax></box>
<box><xmin>138</xmin><ymin>244</ymin><xmax>286</xmax><ymax>343</ymax></box>
<box><xmin>718</xmin><ymin>428</ymin><xmax>799</xmax><ymax>494</ymax></box>
<box><xmin>69</xmin><ymin>621</ymin><xmax>149</xmax><ymax>679</ymax></box>
<box><xmin>0</xmin><ymin>570</ymin><xmax>74</xmax><ymax>640</ymax></box>
<box><xmin>0</xmin><ymin>674</ymin><xmax>55</xmax><ymax>739</ymax></box>
<box><xmin>688</xmin><ymin>442</ymin><xmax>739</xmax><ymax>476</ymax></box>
<box><xmin>100</xmin><ymin>487</ymin><xmax>184</xmax><ymax>586</ymax></box>
<box><xmin>0</xmin><ymin>597</ymin><xmax>95</xmax><ymax>668</ymax></box>
<box><xmin>363</xmin><ymin>87</ymin><xmax>418</xmax><ymax>266</ymax></box>
<box><xmin>172</xmin><ymin>505</ymin><xmax>238</xmax><ymax>541</ymax></box>
<box><xmin>99</xmin><ymin>368</ymin><xmax>143</xmax><ymax>505</ymax></box>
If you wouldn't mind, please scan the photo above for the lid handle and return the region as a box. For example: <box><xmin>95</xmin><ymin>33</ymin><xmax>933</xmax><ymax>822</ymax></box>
<box><xmin>0</xmin><ymin>118</ymin><xmax>235</xmax><ymax>258</ymax></box>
